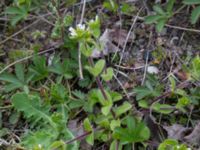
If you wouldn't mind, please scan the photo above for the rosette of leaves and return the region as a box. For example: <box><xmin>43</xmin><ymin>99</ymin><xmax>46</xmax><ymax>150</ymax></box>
<box><xmin>145</xmin><ymin>0</ymin><xmax>175</xmax><ymax>32</ymax></box>
<box><xmin>48</xmin><ymin>55</ymin><xmax>77</xmax><ymax>80</ymax></box>
<box><xmin>0</xmin><ymin>63</ymin><xmax>34</xmax><ymax>93</ymax></box>
<box><xmin>29</xmin><ymin>55</ymin><xmax>49</xmax><ymax>81</ymax></box>
<box><xmin>113</xmin><ymin>116</ymin><xmax>150</xmax><ymax>145</ymax></box>
<box><xmin>5</xmin><ymin>3</ymin><xmax>29</xmax><ymax>26</ymax></box>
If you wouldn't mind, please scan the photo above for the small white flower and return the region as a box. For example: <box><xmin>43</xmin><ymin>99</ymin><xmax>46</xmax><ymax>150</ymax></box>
<box><xmin>147</xmin><ymin>66</ymin><xmax>159</xmax><ymax>74</ymax></box>
<box><xmin>89</xmin><ymin>16</ymin><xmax>99</xmax><ymax>24</ymax></box>
<box><xmin>95</xmin><ymin>15</ymin><xmax>99</xmax><ymax>21</ymax></box>
<box><xmin>69</xmin><ymin>27</ymin><xmax>77</xmax><ymax>37</ymax></box>
<box><xmin>77</xmin><ymin>24</ymin><xmax>85</xmax><ymax>30</ymax></box>
<box><xmin>176</xmin><ymin>146</ymin><xmax>180</xmax><ymax>149</ymax></box>
<box><xmin>38</xmin><ymin>144</ymin><xmax>42</xmax><ymax>148</ymax></box>
<box><xmin>187</xmin><ymin>148</ymin><xmax>191</xmax><ymax>150</ymax></box>
<box><xmin>89</xmin><ymin>19</ymin><xmax>95</xmax><ymax>23</ymax></box>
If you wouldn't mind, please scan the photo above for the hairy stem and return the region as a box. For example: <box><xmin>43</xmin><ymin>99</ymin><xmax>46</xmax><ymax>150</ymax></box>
<box><xmin>88</xmin><ymin>57</ymin><xmax>116</xmax><ymax>118</ymax></box>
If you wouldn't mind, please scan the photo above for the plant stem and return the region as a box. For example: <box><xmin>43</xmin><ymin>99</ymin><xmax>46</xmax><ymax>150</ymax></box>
<box><xmin>88</xmin><ymin>57</ymin><xmax>116</xmax><ymax>118</ymax></box>
<box><xmin>88</xmin><ymin>57</ymin><xmax>108</xmax><ymax>99</ymax></box>
<box><xmin>65</xmin><ymin>131</ymin><xmax>92</xmax><ymax>144</ymax></box>
<box><xmin>116</xmin><ymin>140</ymin><xmax>119</xmax><ymax>150</ymax></box>
<box><xmin>0</xmin><ymin>105</ymin><xmax>13</xmax><ymax>109</ymax></box>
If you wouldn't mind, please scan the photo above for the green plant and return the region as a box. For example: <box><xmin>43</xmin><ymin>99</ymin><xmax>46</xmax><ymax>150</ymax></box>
<box><xmin>68</xmin><ymin>16</ymin><xmax>150</xmax><ymax>149</ymax></box>
<box><xmin>113</xmin><ymin>116</ymin><xmax>150</xmax><ymax>143</ymax></box>
<box><xmin>29</xmin><ymin>55</ymin><xmax>49</xmax><ymax>81</ymax></box>
<box><xmin>49</xmin><ymin>55</ymin><xmax>77</xmax><ymax>80</ymax></box>
<box><xmin>0</xmin><ymin>63</ymin><xmax>33</xmax><ymax>93</ymax></box>
<box><xmin>11</xmin><ymin>92</ymin><xmax>78</xmax><ymax>150</ymax></box>
<box><xmin>134</xmin><ymin>75</ymin><xmax>163</xmax><ymax>101</ymax></box>
<box><xmin>103</xmin><ymin>0</ymin><xmax>119</xmax><ymax>13</ymax></box>
<box><xmin>158</xmin><ymin>139</ymin><xmax>190</xmax><ymax>150</ymax></box>
<box><xmin>145</xmin><ymin>0</ymin><xmax>175</xmax><ymax>32</ymax></box>
<box><xmin>189</xmin><ymin>56</ymin><xmax>200</xmax><ymax>80</ymax></box>
<box><xmin>183</xmin><ymin>0</ymin><xmax>200</xmax><ymax>24</ymax></box>
<box><xmin>5</xmin><ymin>3</ymin><xmax>30</xmax><ymax>26</ymax></box>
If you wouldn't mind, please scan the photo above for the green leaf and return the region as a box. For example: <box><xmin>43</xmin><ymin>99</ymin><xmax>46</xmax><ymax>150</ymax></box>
<box><xmin>83</xmin><ymin>118</ymin><xmax>94</xmax><ymax>145</ymax></box>
<box><xmin>4</xmin><ymin>83</ymin><xmax>23</xmax><ymax>92</ymax></box>
<box><xmin>191</xmin><ymin>5</ymin><xmax>200</xmax><ymax>24</ymax></box>
<box><xmin>156</xmin><ymin>19</ymin><xmax>167</xmax><ymax>32</ymax></box>
<box><xmin>10</xmin><ymin>15</ymin><xmax>24</xmax><ymax>26</ymax></box>
<box><xmin>126</xmin><ymin>116</ymin><xmax>136</xmax><ymax>130</ymax></box>
<box><xmin>111</xmin><ymin>91</ymin><xmax>122</xmax><ymax>102</ymax></box>
<box><xmin>50</xmin><ymin>141</ymin><xmax>66</xmax><ymax>150</ymax></box>
<box><xmin>101</xmin><ymin>67</ymin><xmax>114</xmax><ymax>81</ymax></box>
<box><xmin>103</xmin><ymin>1</ymin><xmax>118</xmax><ymax>12</ymax></box>
<box><xmin>86</xmin><ymin>133</ymin><xmax>94</xmax><ymax>145</ymax></box>
<box><xmin>22</xmin><ymin>129</ymin><xmax>56</xmax><ymax>149</ymax></box>
<box><xmin>0</xmin><ymin>72</ymin><xmax>24</xmax><ymax>92</ymax></box>
<box><xmin>101</xmin><ymin>103</ymin><xmax>112</xmax><ymax>116</ymax></box>
<box><xmin>80</xmin><ymin>42</ymin><xmax>94</xmax><ymax>57</ymax></box>
<box><xmin>15</xmin><ymin>63</ymin><xmax>24</xmax><ymax>82</ymax></box>
<box><xmin>153</xmin><ymin>5</ymin><xmax>165</xmax><ymax>15</ymax></box>
<box><xmin>83</xmin><ymin>118</ymin><xmax>93</xmax><ymax>132</ymax></box>
<box><xmin>5</xmin><ymin>6</ymin><xmax>29</xmax><ymax>25</ymax></box>
<box><xmin>175</xmin><ymin>89</ymin><xmax>187</xmax><ymax>96</ymax></box>
<box><xmin>152</xmin><ymin>102</ymin><xmax>174</xmax><ymax>114</ymax></box>
<box><xmin>138</xmin><ymin>100</ymin><xmax>148</xmax><ymax>108</ymax></box>
<box><xmin>30</xmin><ymin>56</ymin><xmax>49</xmax><ymax>81</ymax></box>
<box><xmin>0</xmin><ymin>73</ymin><xmax>22</xmax><ymax>84</ymax></box>
<box><xmin>72</xmin><ymin>90</ymin><xmax>85</xmax><ymax>100</ymax></box>
<box><xmin>5</xmin><ymin>7</ymin><xmax>23</xmax><ymax>15</ymax></box>
<box><xmin>166</xmin><ymin>0</ymin><xmax>175</xmax><ymax>12</ymax></box>
<box><xmin>134</xmin><ymin>86</ymin><xmax>154</xmax><ymax>100</ymax></box>
<box><xmin>191</xmin><ymin>56</ymin><xmax>200</xmax><ymax>79</ymax></box>
<box><xmin>63</xmin><ymin>15</ymin><xmax>73</xmax><ymax>27</ymax></box>
<box><xmin>88</xmin><ymin>16</ymin><xmax>101</xmax><ymax>38</ymax></box>
<box><xmin>183</xmin><ymin>0</ymin><xmax>200</xmax><ymax>5</ymax></box>
<box><xmin>97</xmin><ymin>89</ymin><xmax>112</xmax><ymax>105</ymax></box>
<box><xmin>49</xmin><ymin>56</ymin><xmax>76</xmax><ymax>79</ymax></box>
<box><xmin>120</xmin><ymin>2</ymin><xmax>135</xmax><ymax>15</ymax></box>
<box><xmin>158</xmin><ymin>139</ymin><xmax>178</xmax><ymax>150</ymax></box>
<box><xmin>110</xmin><ymin>119</ymin><xmax>121</xmax><ymax>131</ymax></box>
<box><xmin>176</xmin><ymin>96</ymin><xmax>190</xmax><ymax>109</ymax></box>
<box><xmin>110</xmin><ymin>140</ymin><xmax>122</xmax><ymax>150</ymax></box>
<box><xmin>51</xmin><ymin>84</ymin><xmax>68</xmax><ymax>103</ymax></box>
<box><xmin>86</xmin><ymin>59</ymin><xmax>105</xmax><ymax>77</ymax></box>
<box><xmin>95</xmin><ymin>114</ymin><xmax>111</xmax><ymax>128</ymax></box>
<box><xmin>169</xmin><ymin>76</ymin><xmax>176</xmax><ymax>92</ymax></box>
<box><xmin>113</xmin><ymin>117</ymin><xmax>150</xmax><ymax>143</ymax></box>
<box><xmin>145</xmin><ymin>15</ymin><xmax>164</xmax><ymax>24</ymax></box>
<box><xmin>11</xmin><ymin>93</ymin><xmax>56</xmax><ymax>128</ymax></box>
<box><xmin>114</xmin><ymin>102</ymin><xmax>132</xmax><ymax>117</ymax></box>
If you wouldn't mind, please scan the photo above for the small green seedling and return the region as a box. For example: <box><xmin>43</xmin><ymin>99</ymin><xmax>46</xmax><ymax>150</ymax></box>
<box><xmin>145</xmin><ymin>0</ymin><xmax>175</xmax><ymax>32</ymax></box>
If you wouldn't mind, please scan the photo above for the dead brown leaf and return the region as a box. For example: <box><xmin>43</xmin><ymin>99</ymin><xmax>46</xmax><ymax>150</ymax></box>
<box><xmin>163</xmin><ymin>124</ymin><xmax>191</xmax><ymax>140</ymax></box>
<box><xmin>184</xmin><ymin>122</ymin><xmax>200</xmax><ymax>146</ymax></box>
<box><xmin>91</xmin><ymin>28</ymin><xmax>135</xmax><ymax>58</ymax></box>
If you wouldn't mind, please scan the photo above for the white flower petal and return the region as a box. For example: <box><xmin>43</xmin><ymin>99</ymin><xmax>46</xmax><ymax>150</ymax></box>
<box><xmin>77</xmin><ymin>24</ymin><xmax>85</xmax><ymax>30</ymax></box>
<box><xmin>69</xmin><ymin>27</ymin><xmax>77</xmax><ymax>37</ymax></box>
<box><xmin>89</xmin><ymin>19</ymin><xmax>95</xmax><ymax>23</ymax></box>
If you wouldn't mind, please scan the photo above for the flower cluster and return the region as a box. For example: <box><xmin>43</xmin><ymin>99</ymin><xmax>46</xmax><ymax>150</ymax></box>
<box><xmin>68</xmin><ymin>16</ymin><xmax>100</xmax><ymax>39</ymax></box>
<box><xmin>69</xmin><ymin>24</ymin><xmax>86</xmax><ymax>37</ymax></box>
